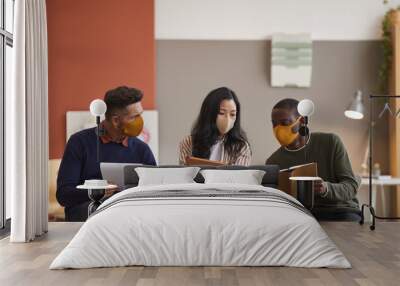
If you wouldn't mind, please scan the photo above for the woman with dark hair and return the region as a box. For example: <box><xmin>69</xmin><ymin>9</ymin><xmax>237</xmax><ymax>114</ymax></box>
<box><xmin>179</xmin><ymin>87</ymin><xmax>251</xmax><ymax>165</ymax></box>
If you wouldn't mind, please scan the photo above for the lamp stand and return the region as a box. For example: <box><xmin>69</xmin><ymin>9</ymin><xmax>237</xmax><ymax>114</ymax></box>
<box><xmin>301</xmin><ymin>116</ymin><xmax>310</xmax><ymax>163</ymax></box>
<box><xmin>359</xmin><ymin>94</ymin><xmax>400</xmax><ymax>230</ymax></box>
<box><xmin>359</xmin><ymin>96</ymin><xmax>375</xmax><ymax>230</ymax></box>
<box><xmin>96</xmin><ymin>116</ymin><xmax>100</xmax><ymax>163</ymax></box>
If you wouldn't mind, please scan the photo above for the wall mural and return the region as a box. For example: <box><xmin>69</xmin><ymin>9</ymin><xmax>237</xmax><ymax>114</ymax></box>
<box><xmin>271</xmin><ymin>33</ymin><xmax>312</xmax><ymax>88</ymax></box>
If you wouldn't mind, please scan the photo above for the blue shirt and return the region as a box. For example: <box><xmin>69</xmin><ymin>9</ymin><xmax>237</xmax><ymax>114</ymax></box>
<box><xmin>56</xmin><ymin>127</ymin><xmax>156</xmax><ymax>209</ymax></box>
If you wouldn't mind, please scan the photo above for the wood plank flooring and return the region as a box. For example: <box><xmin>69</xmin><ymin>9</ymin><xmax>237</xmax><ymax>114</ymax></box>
<box><xmin>0</xmin><ymin>222</ymin><xmax>399</xmax><ymax>286</ymax></box>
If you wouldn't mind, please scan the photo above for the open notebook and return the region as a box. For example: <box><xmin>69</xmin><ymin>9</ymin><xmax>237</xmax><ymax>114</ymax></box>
<box><xmin>185</xmin><ymin>156</ymin><xmax>225</xmax><ymax>166</ymax></box>
<box><xmin>279</xmin><ymin>162</ymin><xmax>318</xmax><ymax>196</ymax></box>
<box><xmin>280</xmin><ymin>163</ymin><xmax>317</xmax><ymax>173</ymax></box>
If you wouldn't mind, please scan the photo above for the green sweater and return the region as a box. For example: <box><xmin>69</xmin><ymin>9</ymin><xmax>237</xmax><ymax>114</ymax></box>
<box><xmin>266</xmin><ymin>132</ymin><xmax>360</xmax><ymax>212</ymax></box>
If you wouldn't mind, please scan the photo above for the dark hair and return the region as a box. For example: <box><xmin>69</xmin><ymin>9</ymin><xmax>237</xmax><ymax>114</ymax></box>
<box><xmin>104</xmin><ymin>86</ymin><xmax>143</xmax><ymax>119</ymax></box>
<box><xmin>272</xmin><ymin>98</ymin><xmax>300</xmax><ymax>116</ymax></box>
<box><xmin>191</xmin><ymin>87</ymin><xmax>249</xmax><ymax>159</ymax></box>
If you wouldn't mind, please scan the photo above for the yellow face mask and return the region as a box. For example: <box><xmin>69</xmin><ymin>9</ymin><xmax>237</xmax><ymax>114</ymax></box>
<box><xmin>122</xmin><ymin>115</ymin><xmax>144</xmax><ymax>137</ymax></box>
<box><xmin>273</xmin><ymin>118</ymin><xmax>300</xmax><ymax>146</ymax></box>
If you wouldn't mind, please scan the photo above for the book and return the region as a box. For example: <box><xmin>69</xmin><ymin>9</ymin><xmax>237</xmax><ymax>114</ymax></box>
<box><xmin>280</xmin><ymin>163</ymin><xmax>316</xmax><ymax>172</ymax></box>
<box><xmin>185</xmin><ymin>156</ymin><xmax>225</xmax><ymax>166</ymax></box>
<box><xmin>278</xmin><ymin>162</ymin><xmax>318</xmax><ymax>197</ymax></box>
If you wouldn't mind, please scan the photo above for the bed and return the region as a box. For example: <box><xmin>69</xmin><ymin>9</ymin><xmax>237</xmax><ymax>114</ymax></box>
<box><xmin>50</xmin><ymin>165</ymin><xmax>351</xmax><ymax>269</ymax></box>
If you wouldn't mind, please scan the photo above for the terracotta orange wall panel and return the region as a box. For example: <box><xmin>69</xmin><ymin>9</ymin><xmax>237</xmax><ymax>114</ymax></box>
<box><xmin>47</xmin><ymin>0</ymin><xmax>155</xmax><ymax>159</ymax></box>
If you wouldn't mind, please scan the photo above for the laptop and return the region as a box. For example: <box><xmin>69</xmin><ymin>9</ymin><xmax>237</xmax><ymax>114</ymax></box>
<box><xmin>100</xmin><ymin>162</ymin><xmax>143</xmax><ymax>187</ymax></box>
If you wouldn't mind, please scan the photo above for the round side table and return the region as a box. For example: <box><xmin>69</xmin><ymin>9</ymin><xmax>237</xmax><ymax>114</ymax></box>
<box><xmin>77</xmin><ymin>183</ymin><xmax>117</xmax><ymax>217</ymax></box>
<box><xmin>289</xmin><ymin>176</ymin><xmax>322</xmax><ymax>210</ymax></box>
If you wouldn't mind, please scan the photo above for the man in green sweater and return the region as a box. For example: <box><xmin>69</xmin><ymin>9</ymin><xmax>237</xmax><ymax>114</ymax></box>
<box><xmin>266</xmin><ymin>98</ymin><xmax>361</xmax><ymax>221</ymax></box>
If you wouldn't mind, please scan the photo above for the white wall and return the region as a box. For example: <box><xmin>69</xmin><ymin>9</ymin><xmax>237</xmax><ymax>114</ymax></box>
<box><xmin>156</xmin><ymin>0</ymin><xmax>400</xmax><ymax>40</ymax></box>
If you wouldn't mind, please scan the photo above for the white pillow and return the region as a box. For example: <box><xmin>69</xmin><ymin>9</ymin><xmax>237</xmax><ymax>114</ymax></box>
<box><xmin>135</xmin><ymin>167</ymin><xmax>201</xmax><ymax>186</ymax></box>
<box><xmin>200</xmin><ymin>169</ymin><xmax>266</xmax><ymax>185</ymax></box>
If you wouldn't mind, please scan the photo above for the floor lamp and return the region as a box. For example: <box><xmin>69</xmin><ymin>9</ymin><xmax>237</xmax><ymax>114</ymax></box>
<box><xmin>345</xmin><ymin>90</ymin><xmax>377</xmax><ymax>230</ymax></box>
<box><xmin>89</xmin><ymin>99</ymin><xmax>107</xmax><ymax>163</ymax></box>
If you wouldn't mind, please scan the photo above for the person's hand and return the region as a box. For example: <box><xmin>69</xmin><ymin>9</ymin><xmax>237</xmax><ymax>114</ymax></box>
<box><xmin>104</xmin><ymin>187</ymin><xmax>119</xmax><ymax>198</ymax></box>
<box><xmin>313</xmin><ymin>180</ymin><xmax>327</xmax><ymax>195</ymax></box>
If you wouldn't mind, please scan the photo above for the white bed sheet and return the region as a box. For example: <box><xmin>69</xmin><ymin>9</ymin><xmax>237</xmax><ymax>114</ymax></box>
<box><xmin>50</xmin><ymin>183</ymin><xmax>351</xmax><ymax>269</ymax></box>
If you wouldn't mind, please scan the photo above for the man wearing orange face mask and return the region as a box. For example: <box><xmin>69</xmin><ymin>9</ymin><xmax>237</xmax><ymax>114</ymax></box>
<box><xmin>266</xmin><ymin>98</ymin><xmax>360</xmax><ymax>221</ymax></box>
<box><xmin>57</xmin><ymin>86</ymin><xmax>156</xmax><ymax>221</ymax></box>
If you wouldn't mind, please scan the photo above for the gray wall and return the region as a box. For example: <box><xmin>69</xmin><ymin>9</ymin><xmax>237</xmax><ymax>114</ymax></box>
<box><xmin>156</xmin><ymin>40</ymin><xmax>388</xmax><ymax>174</ymax></box>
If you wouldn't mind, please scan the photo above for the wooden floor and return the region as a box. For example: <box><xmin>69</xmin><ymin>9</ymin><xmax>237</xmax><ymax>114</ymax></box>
<box><xmin>0</xmin><ymin>222</ymin><xmax>399</xmax><ymax>286</ymax></box>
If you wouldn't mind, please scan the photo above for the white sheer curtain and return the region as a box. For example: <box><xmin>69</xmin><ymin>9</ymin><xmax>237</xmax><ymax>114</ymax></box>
<box><xmin>9</xmin><ymin>0</ymin><xmax>49</xmax><ymax>242</ymax></box>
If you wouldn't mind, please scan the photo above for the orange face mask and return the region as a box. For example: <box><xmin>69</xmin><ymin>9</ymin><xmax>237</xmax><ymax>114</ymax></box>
<box><xmin>122</xmin><ymin>115</ymin><xmax>144</xmax><ymax>137</ymax></box>
<box><xmin>273</xmin><ymin>118</ymin><xmax>300</xmax><ymax>146</ymax></box>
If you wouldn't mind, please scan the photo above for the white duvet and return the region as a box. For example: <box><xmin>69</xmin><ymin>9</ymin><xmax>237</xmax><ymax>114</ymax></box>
<box><xmin>50</xmin><ymin>183</ymin><xmax>351</xmax><ymax>269</ymax></box>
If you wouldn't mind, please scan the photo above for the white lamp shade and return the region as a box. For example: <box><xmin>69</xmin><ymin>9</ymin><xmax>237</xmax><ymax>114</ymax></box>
<box><xmin>297</xmin><ymin>99</ymin><xmax>315</xmax><ymax>116</ymax></box>
<box><xmin>345</xmin><ymin>90</ymin><xmax>364</xmax><ymax>120</ymax></box>
<box><xmin>90</xmin><ymin>99</ymin><xmax>107</xmax><ymax>116</ymax></box>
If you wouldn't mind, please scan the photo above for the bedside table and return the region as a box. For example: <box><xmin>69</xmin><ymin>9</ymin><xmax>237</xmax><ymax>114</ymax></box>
<box><xmin>77</xmin><ymin>180</ymin><xmax>118</xmax><ymax>217</ymax></box>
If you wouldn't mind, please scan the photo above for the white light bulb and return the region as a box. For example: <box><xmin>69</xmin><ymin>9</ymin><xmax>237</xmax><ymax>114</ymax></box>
<box><xmin>90</xmin><ymin>99</ymin><xmax>107</xmax><ymax>116</ymax></box>
<box><xmin>298</xmin><ymin>99</ymin><xmax>315</xmax><ymax>117</ymax></box>
<box><xmin>344</xmin><ymin>110</ymin><xmax>364</xmax><ymax>120</ymax></box>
